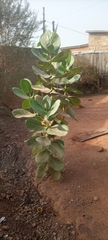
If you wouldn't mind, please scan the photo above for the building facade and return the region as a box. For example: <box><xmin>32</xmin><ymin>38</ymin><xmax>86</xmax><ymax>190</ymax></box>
<box><xmin>61</xmin><ymin>30</ymin><xmax>108</xmax><ymax>52</ymax></box>
<box><xmin>86</xmin><ymin>30</ymin><xmax>108</xmax><ymax>51</ymax></box>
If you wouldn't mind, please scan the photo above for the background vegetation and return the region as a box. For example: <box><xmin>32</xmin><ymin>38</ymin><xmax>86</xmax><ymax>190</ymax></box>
<box><xmin>73</xmin><ymin>55</ymin><xmax>100</xmax><ymax>94</ymax></box>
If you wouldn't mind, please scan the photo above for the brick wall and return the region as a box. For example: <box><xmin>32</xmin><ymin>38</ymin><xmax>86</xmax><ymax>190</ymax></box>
<box><xmin>89</xmin><ymin>33</ymin><xmax>108</xmax><ymax>51</ymax></box>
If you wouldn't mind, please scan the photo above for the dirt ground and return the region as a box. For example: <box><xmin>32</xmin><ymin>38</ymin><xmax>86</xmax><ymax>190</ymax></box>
<box><xmin>0</xmin><ymin>94</ymin><xmax>108</xmax><ymax>240</ymax></box>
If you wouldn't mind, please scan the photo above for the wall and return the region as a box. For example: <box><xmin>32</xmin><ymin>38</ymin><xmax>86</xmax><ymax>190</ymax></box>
<box><xmin>89</xmin><ymin>33</ymin><xmax>108</xmax><ymax>51</ymax></box>
<box><xmin>70</xmin><ymin>45</ymin><xmax>89</xmax><ymax>53</ymax></box>
<box><xmin>0</xmin><ymin>46</ymin><xmax>37</xmax><ymax>109</ymax></box>
<box><xmin>61</xmin><ymin>44</ymin><xmax>89</xmax><ymax>53</ymax></box>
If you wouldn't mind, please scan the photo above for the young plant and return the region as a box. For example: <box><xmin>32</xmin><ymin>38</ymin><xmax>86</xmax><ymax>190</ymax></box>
<box><xmin>12</xmin><ymin>29</ymin><xmax>81</xmax><ymax>180</ymax></box>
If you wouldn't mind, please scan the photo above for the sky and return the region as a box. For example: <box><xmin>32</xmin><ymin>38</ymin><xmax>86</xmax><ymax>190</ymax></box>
<box><xmin>27</xmin><ymin>0</ymin><xmax>108</xmax><ymax>47</ymax></box>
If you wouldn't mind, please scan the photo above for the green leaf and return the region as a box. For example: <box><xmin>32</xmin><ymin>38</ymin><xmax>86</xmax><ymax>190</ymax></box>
<box><xmin>36</xmin><ymin>163</ymin><xmax>48</xmax><ymax>178</ymax></box>
<box><xmin>32</xmin><ymin>148</ymin><xmax>44</xmax><ymax>156</ymax></box>
<box><xmin>65</xmin><ymin>87</ymin><xmax>82</xmax><ymax>95</ymax></box>
<box><xmin>20</xmin><ymin>78</ymin><xmax>32</xmax><ymax>93</ymax></box>
<box><xmin>31</xmin><ymin>48</ymin><xmax>48</xmax><ymax>62</ymax></box>
<box><xmin>50</xmin><ymin>50</ymin><xmax>70</xmax><ymax>62</ymax></box>
<box><xmin>22</xmin><ymin>99</ymin><xmax>31</xmax><ymax>109</ymax></box>
<box><xmin>48</xmin><ymin>156</ymin><xmax>64</xmax><ymax>171</ymax></box>
<box><xmin>47</xmin><ymin>99</ymin><xmax>61</xmax><ymax>117</ymax></box>
<box><xmin>65</xmin><ymin>52</ymin><xmax>74</xmax><ymax>70</ymax></box>
<box><xmin>32</xmin><ymin>65</ymin><xmax>50</xmax><ymax>78</ymax></box>
<box><xmin>35</xmin><ymin>95</ymin><xmax>43</xmax><ymax>105</ymax></box>
<box><xmin>25</xmin><ymin>136</ymin><xmax>43</xmax><ymax>149</ymax></box>
<box><xmin>48</xmin><ymin>167</ymin><xmax>61</xmax><ymax>180</ymax></box>
<box><xmin>52</xmin><ymin>62</ymin><xmax>64</xmax><ymax>74</ymax></box>
<box><xmin>47</xmin><ymin>124</ymin><xmax>69</xmax><ymax>136</ymax></box>
<box><xmin>26</xmin><ymin>118</ymin><xmax>46</xmax><ymax>133</ymax></box>
<box><xmin>12</xmin><ymin>87</ymin><xmax>29</xmax><ymax>99</ymax></box>
<box><xmin>66</xmin><ymin>106</ymin><xmax>77</xmax><ymax>120</ymax></box>
<box><xmin>35</xmin><ymin>115</ymin><xmax>43</xmax><ymax>122</ymax></box>
<box><xmin>49</xmin><ymin>139</ymin><xmax>65</xmax><ymax>158</ymax></box>
<box><xmin>68</xmin><ymin>74</ymin><xmax>80</xmax><ymax>84</ymax></box>
<box><xmin>37</xmin><ymin>61</ymin><xmax>55</xmax><ymax>72</ymax></box>
<box><xmin>69</xmin><ymin>96</ymin><xmax>81</xmax><ymax>106</ymax></box>
<box><xmin>36</xmin><ymin>150</ymin><xmax>50</xmax><ymax>164</ymax></box>
<box><xmin>12</xmin><ymin>109</ymin><xmax>36</xmax><ymax>118</ymax></box>
<box><xmin>29</xmin><ymin>99</ymin><xmax>47</xmax><ymax>116</ymax></box>
<box><xmin>36</xmin><ymin>75</ymin><xmax>47</xmax><ymax>83</ymax></box>
<box><xmin>58</xmin><ymin>108</ymin><xmax>70</xmax><ymax>118</ymax></box>
<box><xmin>47</xmin><ymin>44</ymin><xmax>55</xmax><ymax>53</ymax></box>
<box><xmin>57</xmin><ymin>66</ymin><xmax>82</xmax><ymax>79</ymax></box>
<box><xmin>42</xmin><ymin>95</ymin><xmax>52</xmax><ymax>110</ymax></box>
<box><xmin>59</xmin><ymin>96</ymin><xmax>70</xmax><ymax>106</ymax></box>
<box><xmin>36</xmin><ymin>136</ymin><xmax>51</xmax><ymax>147</ymax></box>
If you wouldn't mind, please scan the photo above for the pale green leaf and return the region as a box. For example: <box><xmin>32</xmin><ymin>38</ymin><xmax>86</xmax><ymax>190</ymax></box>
<box><xmin>50</xmin><ymin>30</ymin><xmax>61</xmax><ymax>52</ymax></box>
<box><xmin>68</xmin><ymin>74</ymin><xmax>80</xmax><ymax>84</ymax></box>
<box><xmin>31</xmin><ymin>48</ymin><xmax>48</xmax><ymax>61</ymax></box>
<box><xmin>52</xmin><ymin>62</ymin><xmax>64</xmax><ymax>74</ymax></box>
<box><xmin>32</xmin><ymin>65</ymin><xmax>50</xmax><ymax>78</ymax></box>
<box><xmin>42</xmin><ymin>95</ymin><xmax>52</xmax><ymax>110</ymax></box>
<box><xmin>12</xmin><ymin>87</ymin><xmax>29</xmax><ymax>99</ymax></box>
<box><xmin>12</xmin><ymin>109</ymin><xmax>36</xmax><ymax>118</ymax></box>
<box><xmin>36</xmin><ymin>150</ymin><xmax>50</xmax><ymax>164</ymax></box>
<box><xmin>47</xmin><ymin>99</ymin><xmax>61</xmax><ymax>117</ymax></box>
<box><xmin>36</xmin><ymin>136</ymin><xmax>51</xmax><ymax>147</ymax></box>
<box><xmin>32</xmin><ymin>85</ymin><xmax>55</xmax><ymax>94</ymax></box>
<box><xmin>40</xmin><ymin>30</ymin><xmax>61</xmax><ymax>53</ymax></box>
<box><xmin>25</xmin><ymin>136</ymin><xmax>43</xmax><ymax>149</ymax></box>
<box><xmin>54</xmin><ymin>78</ymin><xmax>69</xmax><ymax>85</ymax></box>
<box><xmin>47</xmin><ymin>124</ymin><xmax>69</xmax><ymax>136</ymax></box>
<box><xmin>40</xmin><ymin>30</ymin><xmax>52</xmax><ymax>51</ymax></box>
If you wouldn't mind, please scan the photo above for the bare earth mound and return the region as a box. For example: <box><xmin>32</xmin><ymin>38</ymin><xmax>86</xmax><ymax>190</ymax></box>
<box><xmin>0</xmin><ymin>94</ymin><xmax>108</xmax><ymax>240</ymax></box>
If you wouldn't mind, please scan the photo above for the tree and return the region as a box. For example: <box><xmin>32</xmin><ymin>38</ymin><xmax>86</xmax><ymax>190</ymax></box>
<box><xmin>0</xmin><ymin>0</ymin><xmax>42</xmax><ymax>47</ymax></box>
<box><xmin>12</xmin><ymin>29</ymin><xmax>81</xmax><ymax>180</ymax></box>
